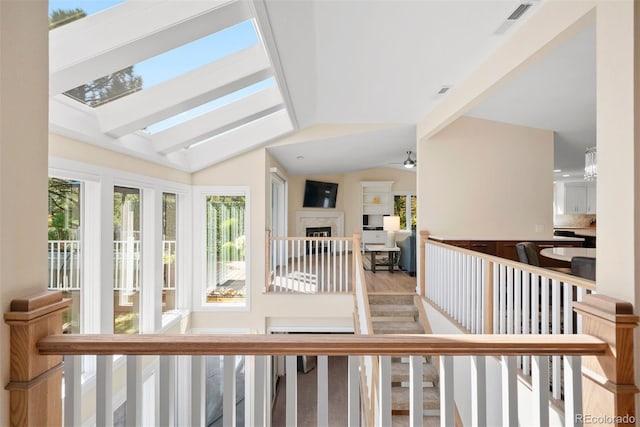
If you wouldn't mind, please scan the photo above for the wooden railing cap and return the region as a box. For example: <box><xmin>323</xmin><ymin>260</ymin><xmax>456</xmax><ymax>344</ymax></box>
<box><xmin>573</xmin><ymin>294</ymin><xmax>639</xmax><ymax>325</ymax></box>
<box><xmin>5</xmin><ymin>290</ymin><xmax>71</xmax><ymax>323</ymax></box>
<box><xmin>10</xmin><ymin>290</ymin><xmax>62</xmax><ymax>312</ymax></box>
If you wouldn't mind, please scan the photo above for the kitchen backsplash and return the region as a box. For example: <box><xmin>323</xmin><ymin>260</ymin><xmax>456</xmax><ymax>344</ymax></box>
<box><xmin>554</xmin><ymin>214</ymin><xmax>596</xmax><ymax>227</ymax></box>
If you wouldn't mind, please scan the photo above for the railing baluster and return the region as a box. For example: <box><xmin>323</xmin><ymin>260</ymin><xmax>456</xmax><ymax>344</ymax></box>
<box><xmin>440</xmin><ymin>356</ymin><xmax>454</xmax><ymax>427</ymax></box>
<box><xmin>522</xmin><ymin>272</ymin><xmax>531</xmax><ymax>375</ymax></box>
<box><xmin>563</xmin><ymin>356</ymin><xmax>582</xmax><ymax>427</ymax></box>
<box><xmin>286</xmin><ymin>355</ymin><xmax>297</xmax><ymax>427</ymax></box>
<box><xmin>507</xmin><ymin>266</ymin><xmax>514</xmax><ymax>334</ymax></box>
<box><xmin>348</xmin><ymin>356</ymin><xmax>360</xmax><ymax>427</ymax></box>
<box><xmin>551</xmin><ymin>279</ymin><xmax>561</xmax><ymax>400</ymax></box>
<box><xmin>471</xmin><ymin>355</ymin><xmax>487</xmax><ymax>427</ymax></box>
<box><xmin>317</xmin><ymin>355</ymin><xmax>329</xmax><ymax>427</ymax></box>
<box><xmin>296</xmin><ymin>240</ymin><xmax>301</xmax><ymax>293</ymax></box>
<box><xmin>97</xmin><ymin>355</ymin><xmax>114</xmax><ymax>426</ymax></box>
<box><xmin>499</xmin><ymin>264</ymin><xmax>506</xmax><ymax>334</ymax></box>
<box><xmin>63</xmin><ymin>355</ymin><xmax>81</xmax><ymax>427</ymax></box>
<box><xmin>409</xmin><ymin>355</ymin><xmax>423</xmax><ymax>427</ymax></box>
<box><xmin>191</xmin><ymin>356</ymin><xmax>205</xmax><ymax>426</ymax></box>
<box><xmin>532</xmin><ymin>355</ymin><xmax>550</xmax><ymax>427</ymax></box>
<box><xmin>126</xmin><ymin>355</ymin><xmax>142</xmax><ymax>427</ymax></box>
<box><xmin>378</xmin><ymin>356</ymin><xmax>392</xmax><ymax>427</ymax></box>
<box><xmin>223</xmin><ymin>355</ymin><xmax>236</xmax><ymax>427</ymax></box>
<box><xmin>159</xmin><ymin>356</ymin><xmax>176</xmax><ymax>426</ymax></box>
<box><xmin>532</xmin><ymin>274</ymin><xmax>540</xmax><ymax>335</ymax></box>
<box><xmin>253</xmin><ymin>356</ymin><xmax>266</xmax><ymax>427</ymax></box>
<box><xmin>501</xmin><ymin>356</ymin><xmax>518</xmax><ymax>427</ymax></box>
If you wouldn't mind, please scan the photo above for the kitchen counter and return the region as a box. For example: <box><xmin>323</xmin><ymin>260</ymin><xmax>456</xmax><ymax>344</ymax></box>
<box><xmin>554</xmin><ymin>227</ymin><xmax>596</xmax><ymax>237</ymax></box>
<box><xmin>428</xmin><ymin>236</ymin><xmax>584</xmax><ymax>268</ymax></box>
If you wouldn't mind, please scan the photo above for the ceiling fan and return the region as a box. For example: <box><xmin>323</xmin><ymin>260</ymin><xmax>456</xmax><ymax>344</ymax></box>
<box><xmin>389</xmin><ymin>151</ymin><xmax>417</xmax><ymax>169</ymax></box>
<box><xmin>402</xmin><ymin>151</ymin><xmax>417</xmax><ymax>168</ymax></box>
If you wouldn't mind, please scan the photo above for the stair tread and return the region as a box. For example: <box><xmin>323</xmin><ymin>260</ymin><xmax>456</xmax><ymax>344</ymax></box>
<box><xmin>369</xmin><ymin>294</ymin><xmax>416</xmax><ymax>305</ymax></box>
<box><xmin>392</xmin><ymin>415</ymin><xmax>441</xmax><ymax>427</ymax></box>
<box><xmin>370</xmin><ymin>304</ymin><xmax>419</xmax><ymax>317</ymax></box>
<box><xmin>392</xmin><ymin>361</ymin><xmax>439</xmax><ymax>382</ymax></box>
<box><xmin>373</xmin><ymin>321</ymin><xmax>424</xmax><ymax>334</ymax></box>
<box><xmin>392</xmin><ymin>386</ymin><xmax>440</xmax><ymax>411</ymax></box>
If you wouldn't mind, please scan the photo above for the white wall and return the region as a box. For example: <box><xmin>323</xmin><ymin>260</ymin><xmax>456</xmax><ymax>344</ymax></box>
<box><xmin>191</xmin><ymin>148</ymin><xmax>354</xmax><ymax>333</ymax></box>
<box><xmin>419</xmin><ymin>116</ymin><xmax>554</xmax><ymax>239</ymax></box>
<box><xmin>416</xmin><ymin>0</ymin><xmax>640</xmax><ymax>409</ymax></box>
<box><xmin>0</xmin><ymin>1</ymin><xmax>49</xmax><ymax>419</ymax></box>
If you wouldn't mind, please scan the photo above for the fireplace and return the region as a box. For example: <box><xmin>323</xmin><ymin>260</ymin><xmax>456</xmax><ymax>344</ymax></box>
<box><xmin>306</xmin><ymin>226</ymin><xmax>331</xmax><ymax>254</ymax></box>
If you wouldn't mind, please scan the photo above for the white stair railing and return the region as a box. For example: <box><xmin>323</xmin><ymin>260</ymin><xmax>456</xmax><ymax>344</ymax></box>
<box><xmin>267</xmin><ymin>233</ymin><xmax>352</xmax><ymax>293</ymax></box>
<box><xmin>46</xmin><ymin>334</ymin><xmax>607</xmax><ymax>427</ymax></box>
<box><xmin>423</xmin><ymin>238</ymin><xmax>597</xmax><ymax>416</ymax></box>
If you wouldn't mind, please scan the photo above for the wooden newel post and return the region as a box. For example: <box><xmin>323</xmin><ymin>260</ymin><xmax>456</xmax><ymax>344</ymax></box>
<box><xmin>4</xmin><ymin>291</ymin><xmax>71</xmax><ymax>427</ymax></box>
<box><xmin>573</xmin><ymin>294</ymin><xmax>639</xmax><ymax>426</ymax></box>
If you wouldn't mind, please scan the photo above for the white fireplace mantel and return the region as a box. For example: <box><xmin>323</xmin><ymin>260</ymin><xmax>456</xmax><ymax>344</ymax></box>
<box><xmin>295</xmin><ymin>211</ymin><xmax>345</xmax><ymax>237</ymax></box>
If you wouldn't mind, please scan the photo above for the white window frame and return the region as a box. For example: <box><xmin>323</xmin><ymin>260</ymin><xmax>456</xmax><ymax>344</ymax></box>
<box><xmin>193</xmin><ymin>185</ymin><xmax>251</xmax><ymax>312</ymax></box>
<box><xmin>393</xmin><ymin>191</ymin><xmax>416</xmax><ymax>231</ymax></box>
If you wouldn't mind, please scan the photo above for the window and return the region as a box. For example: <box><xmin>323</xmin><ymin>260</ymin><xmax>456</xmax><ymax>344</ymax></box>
<box><xmin>48</xmin><ymin>177</ymin><xmax>81</xmax><ymax>333</ymax></box>
<box><xmin>162</xmin><ymin>193</ymin><xmax>177</xmax><ymax>313</ymax></box>
<box><xmin>394</xmin><ymin>194</ymin><xmax>417</xmax><ymax>231</ymax></box>
<box><xmin>62</xmin><ymin>19</ymin><xmax>259</xmax><ymax>108</ymax></box>
<box><xmin>205</xmin><ymin>194</ymin><xmax>247</xmax><ymax>305</ymax></box>
<box><xmin>113</xmin><ymin>186</ymin><xmax>141</xmax><ymax>334</ymax></box>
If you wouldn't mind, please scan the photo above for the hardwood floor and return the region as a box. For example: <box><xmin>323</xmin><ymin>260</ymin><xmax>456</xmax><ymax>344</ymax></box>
<box><xmin>365</xmin><ymin>269</ymin><xmax>417</xmax><ymax>294</ymax></box>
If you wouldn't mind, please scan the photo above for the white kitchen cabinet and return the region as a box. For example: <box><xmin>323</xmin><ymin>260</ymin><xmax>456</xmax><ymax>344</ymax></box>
<box><xmin>558</xmin><ymin>181</ymin><xmax>596</xmax><ymax>214</ymax></box>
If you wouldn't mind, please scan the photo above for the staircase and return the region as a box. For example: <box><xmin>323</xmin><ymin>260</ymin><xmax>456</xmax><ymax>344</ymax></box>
<box><xmin>368</xmin><ymin>293</ymin><xmax>442</xmax><ymax>426</ymax></box>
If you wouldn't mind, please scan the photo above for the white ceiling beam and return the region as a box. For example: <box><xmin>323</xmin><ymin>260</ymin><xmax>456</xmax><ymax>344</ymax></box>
<box><xmin>49</xmin><ymin>96</ymin><xmax>190</xmax><ymax>171</ymax></box>
<box><xmin>50</xmin><ymin>0</ymin><xmax>250</xmax><ymax>95</ymax></box>
<box><xmin>96</xmin><ymin>45</ymin><xmax>272</xmax><ymax>137</ymax></box>
<box><xmin>185</xmin><ymin>109</ymin><xmax>293</xmax><ymax>171</ymax></box>
<box><xmin>153</xmin><ymin>86</ymin><xmax>284</xmax><ymax>154</ymax></box>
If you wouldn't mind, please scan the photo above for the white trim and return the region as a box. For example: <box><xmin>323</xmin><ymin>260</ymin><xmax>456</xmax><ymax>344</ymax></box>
<box><xmin>295</xmin><ymin>210</ymin><xmax>345</xmax><ymax>237</ymax></box>
<box><xmin>192</xmin><ymin>186</ymin><xmax>251</xmax><ymax>312</ymax></box>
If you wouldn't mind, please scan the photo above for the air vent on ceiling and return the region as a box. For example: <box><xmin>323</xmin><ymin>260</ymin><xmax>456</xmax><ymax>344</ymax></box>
<box><xmin>508</xmin><ymin>3</ymin><xmax>532</xmax><ymax>20</ymax></box>
<box><xmin>494</xmin><ymin>3</ymin><xmax>533</xmax><ymax>35</ymax></box>
<box><xmin>437</xmin><ymin>86</ymin><xmax>450</xmax><ymax>95</ymax></box>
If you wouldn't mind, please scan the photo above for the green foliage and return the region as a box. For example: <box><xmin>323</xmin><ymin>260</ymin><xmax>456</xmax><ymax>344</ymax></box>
<box><xmin>50</xmin><ymin>8</ymin><xmax>144</xmax><ymax>107</ymax></box>
<box><xmin>49</xmin><ymin>8</ymin><xmax>86</xmax><ymax>30</ymax></box>
<box><xmin>48</xmin><ymin>178</ymin><xmax>80</xmax><ymax>240</ymax></box>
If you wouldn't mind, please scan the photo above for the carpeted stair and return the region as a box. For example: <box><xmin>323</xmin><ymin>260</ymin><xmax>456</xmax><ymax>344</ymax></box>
<box><xmin>368</xmin><ymin>293</ymin><xmax>442</xmax><ymax>426</ymax></box>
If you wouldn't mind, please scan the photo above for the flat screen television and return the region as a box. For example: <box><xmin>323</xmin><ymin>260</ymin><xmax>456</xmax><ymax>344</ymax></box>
<box><xmin>303</xmin><ymin>180</ymin><xmax>338</xmax><ymax>208</ymax></box>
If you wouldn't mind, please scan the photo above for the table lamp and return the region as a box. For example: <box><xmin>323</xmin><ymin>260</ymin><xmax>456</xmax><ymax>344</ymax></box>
<box><xmin>383</xmin><ymin>216</ymin><xmax>401</xmax><ymax>248</ymax></box>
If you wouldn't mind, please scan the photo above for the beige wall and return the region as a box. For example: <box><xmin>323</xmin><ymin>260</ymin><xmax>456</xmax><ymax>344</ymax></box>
<box><xmin>416</xmin><ymin>0</ymin><xmax>639</xmax><ymax>405</ymax></box>
<box><xmin>418</xmin><ymin>116</ymin><xmax>554</xmax><ymax>239</ymax></box>
<box><xmin>191</xmin><ymin>149</ymin><xmax>354</xmax><ymax>332</ymax></box>
<box><xmin>288</xmin><ymin>167</ymin><xmax>417</xmax><ymax>237</ymax></box>
<box><xmin>0</xmin><ymin>0</ymin><xmax>49</xmax><ymax>419</ymax></box>
<box><xmin>50</xmin><ymin>133</ymin><xmax>191</xmax><ymax>184</ymax></box>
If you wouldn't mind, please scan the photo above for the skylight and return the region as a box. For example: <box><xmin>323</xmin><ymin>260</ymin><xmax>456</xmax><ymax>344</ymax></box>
<box><xmin>63</xmin><ymin>20</ymin><xmax>260</xmax><ymax>108</ymax></box>
<box><xmin>145</xmin><ymin>78</ymin><xmax>276</xmax><ymax>134</ymax></box>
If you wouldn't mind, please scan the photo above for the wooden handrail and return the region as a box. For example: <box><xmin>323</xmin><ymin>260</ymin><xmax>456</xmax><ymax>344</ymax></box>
<box><xmin>37</xmin><ymin>334</ymin><xmax>608</xmax><ymax>356</ymax></box>
<box><xmin>426</xmin><ymin>238</ymin><xmax>597</xmax><ymax>291</ymax></box>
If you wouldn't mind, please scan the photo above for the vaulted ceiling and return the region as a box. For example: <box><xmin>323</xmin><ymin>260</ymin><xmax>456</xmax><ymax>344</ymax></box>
<box><xmin>49</xmin><ymin>0</ymin><xmax>555</xmax><ymax>174</ymax></box>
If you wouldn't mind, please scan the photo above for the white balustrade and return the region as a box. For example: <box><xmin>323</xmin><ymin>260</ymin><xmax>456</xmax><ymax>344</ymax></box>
<box><xmin>268</xmin><ymin>236</ymin><xmax>352</xmax><ymax>293</ymax></box>
<box><xmin>424</xmin><ymin>239</ymin><xmax>597</xmax><ymax>426</ymax></box>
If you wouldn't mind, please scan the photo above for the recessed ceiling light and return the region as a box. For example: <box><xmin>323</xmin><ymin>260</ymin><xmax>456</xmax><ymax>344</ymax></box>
<box><xmin>562</xmin><ymin>174</ymin><xmax>570</xmax><ymax>177</ymax></box>
<box><xmin>554</xmin><ymin>169</ymin><xmax>562</xmax><ymax>173</ymax></box>
<box><xmin>296</xmin><ymin>155</ymin><xmax>304</xmax><ymax>160</ymax></box>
